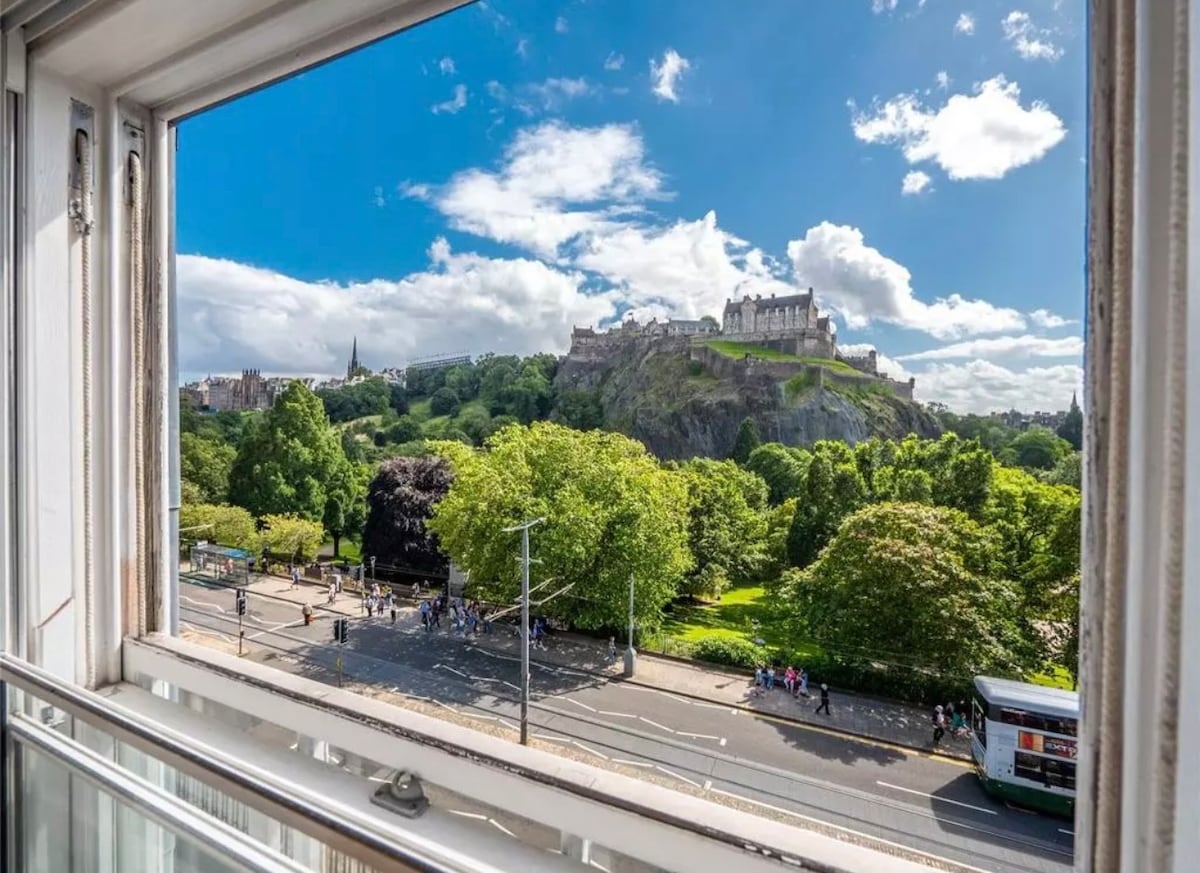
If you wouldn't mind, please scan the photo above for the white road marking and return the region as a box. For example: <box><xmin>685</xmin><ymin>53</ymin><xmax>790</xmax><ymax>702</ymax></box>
<box><xmin>1059</xmin><ymin>828</ymin><xmax>1075</xmax><ymax>836</ymax></box>
<box><xmin>570</xmin><ymin>741</ymin><xmax>609</xmax><ymax>761</ymax></box>
<box><xmin>181</xmin><ymin>621</ymin><xmax>234</xmax><ymax>644</ymax></box>
<box><xmin>677</xmin><ymin>731</ymin><xmax>720</xmax><ymax>741</ymax></box>
<box><xmin>597</xmin><ymin>710</ymin><xmax>638</xmax><ymax>719</ymax></box>
<box><xmin>637</xmin><ymin>717</ymin><xmax>675</xmax><ymax>734</ymax></box>
<box><xmin>181</xmin><ymin>595</ymin><xmax>225</xmax><ymax>614</ymax></box>
<box><xmin>563</xmin><ymin>697</ymin><xmax>597</xmax><ymax>712</ymax></box>
<box><xmin>703</xmin><ymin>779</ymin><xmax>712</xmax><ymax>791</ymax></box>
<box><xmin>611</xmin><ymin>758</ymin><xmax>653</xmax><ymax>768</ymax></box>
<box><xmin>875</xmin><ymin>781</ymin><xmax>998</xmax><ymax>816</ymax></box>
<box><xmin>653</xmin><ymin>765</ymin><xmax>700</xmax><ymax>788</ymax></box>
<box><xmin>434</xmin><ymin>700</ymin><xmax>458</xmax><ymax>713</ymax></box>
<box><xmin>248</xmin><ymin>620</ymin><xmax>300</xmax><ymax>640</ymax></box>
<box><xmin>719</xmin><ymin>737</ymin><xmax>728</xmax><ymax>747</ymax></box>
<box><xmin>707</xmin><ymin>788</ymin><xmax>995</xmax><ymax>873</ymax></box>
<box><xmin>502</xmin><ymin>681</ymin><xmax>521</xmax><ymax>691</ymax></box>
<box><xmin>434</xmin><ymin>664</ymin><xmax>470</xmax><ymax>678</ymax></box>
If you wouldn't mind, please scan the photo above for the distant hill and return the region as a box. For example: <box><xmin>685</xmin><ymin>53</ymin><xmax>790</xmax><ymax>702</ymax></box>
<box><xmin>554</xmin><ymin>335</ymin><xmax>941</xmax><ymax>460</ymax></box>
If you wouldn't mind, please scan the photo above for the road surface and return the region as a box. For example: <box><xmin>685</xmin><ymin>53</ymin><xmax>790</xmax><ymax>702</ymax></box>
<box><xmin>178</xmin><ymin>578</ymin><xmax>1074</xmax><ymax>873</ymax></box>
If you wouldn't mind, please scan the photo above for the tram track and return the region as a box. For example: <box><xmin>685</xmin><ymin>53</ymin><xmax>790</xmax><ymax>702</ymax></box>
<box><xmin>178</xmin><ymin>602</ymin><xmax>1074</xmax><ymax>873</ymax></box>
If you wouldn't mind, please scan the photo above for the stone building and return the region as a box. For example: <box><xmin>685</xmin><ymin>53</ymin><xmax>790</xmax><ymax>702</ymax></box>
<box><xmin>721</xmin><ymin>289</ymin><xmax>836</xmax><ymax>358</ymax></box>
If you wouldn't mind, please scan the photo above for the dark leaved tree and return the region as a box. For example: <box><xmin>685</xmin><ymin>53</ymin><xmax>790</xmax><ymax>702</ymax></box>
<box><xmin>361</xmin><ymin>456</ymin><xmax>455</xmax><ymax>573</ymax></box>
<box><xmin>730</xmin><ymin>417</ymin><xmax>761</xmax><ymax>465</ymax></box>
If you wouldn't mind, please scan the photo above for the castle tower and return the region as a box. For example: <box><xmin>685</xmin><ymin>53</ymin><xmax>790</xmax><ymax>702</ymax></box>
<box><xmin>347</xmin><ymin>336</ymin><xmax>360</xmax><ymax>379</ymax></box>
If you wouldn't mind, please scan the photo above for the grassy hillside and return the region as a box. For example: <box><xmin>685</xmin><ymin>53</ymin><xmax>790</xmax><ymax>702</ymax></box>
<box><xmin>703</xmin><ymin>339</ymin><xmax>859</xmax><ymax>374</ymax></box>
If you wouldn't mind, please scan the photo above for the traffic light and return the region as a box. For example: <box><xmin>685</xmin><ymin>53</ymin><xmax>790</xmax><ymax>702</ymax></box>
<box><xmin>333</xmin><ymin>618</ymin><xmax>349</xmax><ymax>644</ymax></box>
<box><xmin>235</xmin><ymin>590</ymin><xmax>247</xmax><ymax>616</ymax></box>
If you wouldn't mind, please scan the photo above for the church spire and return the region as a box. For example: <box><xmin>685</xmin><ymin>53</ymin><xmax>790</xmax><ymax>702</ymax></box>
<box><xmin>347</xmin><ymin>336</ymin><xmax>360</xmax><ymax>379</ymax></box>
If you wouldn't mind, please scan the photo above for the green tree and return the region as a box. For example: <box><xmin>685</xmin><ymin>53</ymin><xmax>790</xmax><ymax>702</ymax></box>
<box><xmin>730</xmin><ymin>417</ymin><xmax>762</xmax><ymax>465</ymax></box>
<box><xmin>1001</xmin><ymin>427</ymin><xmax>1072</xmax><ymax>470</ymax></box>
<box><xmin>386</xmin><ymin>415</ymin><xmax>422</xmax><ymax>444</ymax></box>
<box><xmin>388</xmin><ymin>382</ymin><xmax>409</xmax><ymax>415</ymax></box>
<box><xmin>227</xmin><ymin>381</ymin><xmax>353</xmax><ymax>521</ymax></box>
<box><xmin>1056</xmin><ymin>394</ymin><xmax>1083</xmax><ymax>451</ymax></box>
<box><xmin>323</xmin><ymin>494</ymin><xmax>346</xmax><ymax>557</ymax></box>
<box><xmin>361</xmin><ymin>456</ymin><xmax>455</xmax><ymax>572</ymax></box>
<box><xmin>428</xmin><ymin>422</ymin><xmax>691</xmax><ymax>632</ymax></box>
<box><xmin>456</xmin><ymin>405</ymin><xmax>494</xmax><ymax>445</ymax></box>
<box><xmin>179</xmin><ymin>503</ymin><xmax>258</xmax><ymax>551</ymax></box>
<box><xmin>180</xmin><ymin>432</ymin><xmax>236</xmax><ymax>504</ymax></box>
<box><xmin>1046</xmin><ymin>452</ymin><xmax>1082</xmax><ymax>489</ymax></box>
<box><xmin>443</xmin><ymin>364</ymin><xmax>481</xmax><ymax>402</ymax></box>
<box><xmin>785</xmin><ymin>446</ymin><xmax>866</xmax><ymax>567</ymax></box>
<box><xmin>745</xmin><ymin>443</ymin><xmax>808</xmax><ymax>505</ymax></box>
<box><xmin>554</xmin><ymin>389</ymin><xmax>605</xmax><ymax>431</ymax></box>
<box><xmin>429</xmin><ymin>387</ymin><xmax>461</xmax><ymax>417</ymax></box>
<box><xmin>785</xmin><ymin>502</ymin><xmax>1030</xmax><ymax>676</ymax></box>
<box><xmin>259</xmin><ymin>514</ymin><xmax>325</xmax><ymax>563</ymax></box>
<box><xmin>678</xmin><ymin>459</ymin><xmax>769</xmax><ymax>598</ymax></box>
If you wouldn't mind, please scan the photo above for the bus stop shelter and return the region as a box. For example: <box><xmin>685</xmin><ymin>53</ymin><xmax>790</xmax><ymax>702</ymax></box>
<box><xmin>190</xmin><ymin>544</ymin><xmax>252</xmax><ymax>586</ymax></box>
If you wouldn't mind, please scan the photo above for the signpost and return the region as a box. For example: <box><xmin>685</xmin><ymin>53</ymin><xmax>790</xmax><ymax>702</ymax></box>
<box><xmin>333</xmin><ymin>618</ymin><xmax>349</xmax><ymax>687</ymax></box>
<box><xmin>235</xmin><ymin>589</ymin><xmax>247</xmax><ymax>656</ymax></box>
<box><xmin>502</xmin><ymin>518</ymin><xmax>544</xmax><ymax>745</ymax></box>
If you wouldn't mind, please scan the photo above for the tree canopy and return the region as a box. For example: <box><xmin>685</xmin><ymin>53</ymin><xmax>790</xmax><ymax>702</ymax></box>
<box><xmin>180</xmin><ymin>432</ymin><xmax>236</xmax><ymax>504</ymax></box>
<box><xmin>730</xmin><ymin>417</ymin><xmax>762</xmax><ymax>465</ymax></box>
<box><xmin>428</xmin><ymin>422</ymin><xmax>691</xmax><ymax>631</ymax></box>
<box><xmin>259</xmin><ymin>514</ymin><xmax>325</xmax><ymax>563</ymax></box>
<box><xmin>228</xmin><ymin>381</ymin><xmax>357</xmax><ymax>522</ymax></box>
<box><xmin>179</xmin><ymin>503</ymin><xmax>257</xmax><ymax>551</ymax></box>
<box><xmin>676</xmin><ymin>459</ymin><xmax>769</xmax><ymax>598</ymax></box>
<box><xmin>361</xmin><ymin>455</ymin><xmax>455</xmax><ymax>573</ymax></box>
<box><xmin>784</xmin><ymin>502</ymin><xmax>1030</xmax><ymax>676</ymax></box>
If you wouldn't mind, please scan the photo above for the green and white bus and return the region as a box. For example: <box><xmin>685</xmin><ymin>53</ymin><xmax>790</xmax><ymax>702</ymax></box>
<box><xmin>970</xmin><ymin>676</ymin><xmax>1079</xmax><ymax>817</ymax></box>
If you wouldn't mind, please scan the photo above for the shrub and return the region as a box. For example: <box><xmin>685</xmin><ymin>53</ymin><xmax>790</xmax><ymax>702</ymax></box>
<box><xmin>689</xmin><ymin>635</ymin><xmax>766</xmax><ymax>669</ymax></box>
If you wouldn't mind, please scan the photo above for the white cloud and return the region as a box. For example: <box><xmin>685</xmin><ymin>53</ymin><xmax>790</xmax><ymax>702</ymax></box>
<box><xmin>786</xmin><ymin>222</ymin><xmax>1026</xmax><ymax>339</ymax></box>
<box><xmin>901</xmin><ymin>170</ymin><xmax>932</xmax><ymax>195</ymax></box>
<box><xmin>604</xmin><ymin>51</ymin><xmax>625</xmax><ymax>71</ymax></box>
<box><xmin>1029</xmin><ymin>308</ymin><xmax>1076</xmax><ymax>328</ymax></box>
<box><xmin>1002</xmin><ymin>11</ymin><xmax>1064</xmax><ymax>61</ymax></box>
<box><xmin>914</xmin><ymin>359</ymin><xmax>1082</xmax><ymax>413</ymax></box>
<box><xmin>935</xmin><ymin>71</ymin><xmax>950</xmax><ymax>90</ymax></box>
<box><xmin>516</xmin><ymin>38</ymin><xmax>530</xmax><ymax>59</ymax></box>
<box><xmin>650</xmin><ymin>49</ymin><xmax>691</xmax><ymax>103</ymax></box>
<box><xmin>438</xmin><ymin>56</ymin><xmax>456</xmax><ymax>75</ymax></box>
<box><xmin>955</xmin><ymin>13</ymin><xmax>975</xmax><ymax>34</ymax></box>
<box><xmin>372</xmin><ymin>186</ymin><xmax>386</xmax><ymax>208</ymax></box>
<box><xmin>432</xmin><ymin>84</ymin><xmax>469</xmax><ymax>115</ymax></box>
<box><xmin>555</xmin><ymin>15</ymin><xmax>568</xmax><ymax>33</ymax></box>
<box><xmin>573</xmin><ymin>210</ymin><xmax>793</xmax><ymax>320</ymax></box>
<box><xmin>852</xmin><ymin>75</ymin><xmax>1066</xmax><ymax>180</ymax></box>
<box><xmin>898</xmin><ymin>334</ymin><xmax>1083</xmax><ymax>361</ymax></box>
<box><xmin>414</xmin><ymin>121</ymin><xmax>664</xmax><ymax>257</ymax></box>
<box><xmin>872</xmin><ymin>0</ymin><xmax>899</xmax><ymax>11</ymax></box>
<box><xmin>486</xmin><ymin>80</ymin><xmax>508</xmax><ymax>101</ymax></box>
<box><xmin>176</xmin><ymin>243</ymin><xmax>619</xmax><ymax>378</ymax></box>
<box><xmin>521</xmin><ymin>77</ymin><xmax>598</xmax><ymax>111</ymax></box>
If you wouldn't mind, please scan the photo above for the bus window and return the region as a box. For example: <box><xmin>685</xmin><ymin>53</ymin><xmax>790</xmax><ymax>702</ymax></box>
<box><xmin>998</xmin><ymin>708</ymin><xmax>1078</xmax><ymax>737</ymax></box>
<box><xmin>1014</xmin><ymin>752</ymin><xmax>1044</xmax><ymax>783</ymax></box>
<box><xmin>1043</xmin><ymin>759</ymin><xmax>1076</xmax><ymax>791</ymax></box>
<box><xmin>972</xmin><ymin>698</ymin><xmax>987</xmax><ymax>748</ymax></box>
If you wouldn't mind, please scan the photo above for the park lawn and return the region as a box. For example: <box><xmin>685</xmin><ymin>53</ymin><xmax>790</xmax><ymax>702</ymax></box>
<box><xmin>1030</xmin><ymin>666</ymin><xmax>1076</xmax><ymax>691</ymax></box>
<box><xmin>323</xmin><ymin>537</ymin><xmax>363</xmax><ymax>563</ymax></box>
<box><xmin>659</xmin><ymin>581</ymin><xmax>820</xmax><ymax>657</ymax></box>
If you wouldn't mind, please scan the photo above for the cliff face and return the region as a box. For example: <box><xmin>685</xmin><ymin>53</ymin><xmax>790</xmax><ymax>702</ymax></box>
<box><xmin>554</xmin><ymin>338</ymin><xmax>941</xmax><ymax>460</ymax></box>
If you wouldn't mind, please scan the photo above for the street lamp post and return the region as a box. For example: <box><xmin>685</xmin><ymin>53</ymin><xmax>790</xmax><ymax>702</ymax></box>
<box><xmin>624</xmin><ymin>572</ymin><xmax>637</xmax><ymax>677</ymax></box>
<box><xmin>502</xmin><ymin>517</ymin><xmax>544</xmax><ymax>745</ymax></box>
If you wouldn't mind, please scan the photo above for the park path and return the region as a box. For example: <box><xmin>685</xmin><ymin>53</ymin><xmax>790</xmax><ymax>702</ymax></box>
<box><xmin>231</xmin><ymin>571</ymin><xmax>973</xmax><ymax>761</ymax></box>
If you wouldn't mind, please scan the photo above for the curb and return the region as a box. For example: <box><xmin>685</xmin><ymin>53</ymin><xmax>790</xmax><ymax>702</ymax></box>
<box><xmin>470</xmin><ymin>637</ymin><xmax>973</xmax><ymax>765</ymax></box>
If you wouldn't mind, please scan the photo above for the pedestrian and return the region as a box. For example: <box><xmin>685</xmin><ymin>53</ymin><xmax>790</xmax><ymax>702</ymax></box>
<box><xmin>784</xmin><ymin>666</ymin><xmax>797</xmax><ymax>695</ymax></box>
<box><xmin>607</xmin><ymin>636</ymin><xmax>617</xmax><ymax>664</ymax></box>
<box><xmin>933</xmin><ymin>704</ymin><xmax>946</xmax><ymax>745</ymax></box>
<box><xmin>799</xmin><ymin>668</ymin><xmax>809</xmax><ymax>698</ymax></box>
<box><xmin>815</xmin><ymin>683</ymin><xmax>831</xmax><ymax>716</ymax></box>
<box><xmin>390</xmin><ymin>604</ymin><xmax>397</xmax><ymax>625</ymax></box>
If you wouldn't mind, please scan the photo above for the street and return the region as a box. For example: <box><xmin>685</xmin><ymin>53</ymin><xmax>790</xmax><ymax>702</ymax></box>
<box><xmin>179</xmin><ymin>577</ymin><xmax>1074</xmax><ymax>873</ymax></box>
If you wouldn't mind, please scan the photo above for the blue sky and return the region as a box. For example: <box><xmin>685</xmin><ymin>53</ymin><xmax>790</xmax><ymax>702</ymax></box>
<box><xmin>176</xmin><ymin>0</ymin><xmax>1085</xmax><ymax>413</ymax></box>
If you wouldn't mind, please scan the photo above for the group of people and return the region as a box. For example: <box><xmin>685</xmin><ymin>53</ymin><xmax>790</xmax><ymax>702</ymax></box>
<box><xmin>361</xmin><ymin>583</ymin><xmax>398</xmax><ymax>623</ymax></box>
<box><xmin>418</xmin><ymin>594</ymin><xmax>493</xmax><ymax>636</ymax></box>
<box><xmin>752</xmin><ymin>663</ymin><xmax>832</xmax><ymax>715</ymax></box>
<box><xmin>932</xmin><ymin>701</ymin><xmax>971</xmax><ymax>744</ymax></box>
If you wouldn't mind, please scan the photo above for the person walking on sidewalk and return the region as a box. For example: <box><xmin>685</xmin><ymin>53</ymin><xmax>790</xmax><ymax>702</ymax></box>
<box><xmin>815</xmin><ymin>683</ymin><xmax>831</xmax><ymax>716</ymax></box>
<box><xmin>606</xmin><ymin>636</ymin><xmax>617</xmax><ymax>664</ymax></box>
<box><xmin>932</xmin><ymin>704</ymin><xmax>946</xmax><ymax>745</ymax></box>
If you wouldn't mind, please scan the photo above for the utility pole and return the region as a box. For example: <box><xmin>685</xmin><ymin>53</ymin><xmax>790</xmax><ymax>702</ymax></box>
<box><xmin>502</xmin><ymin>517</ymin><xmax>544</xmax><ymax>745</ymax></box>
<box><xmin>624</xmin><ymin>573</ymin><xmax>637</xmax><ymax>677</ymax></box>
<box><xmin>235</xmin><ymin>589</ymin><xmax>247</xmax><ymax>656</ymax></box>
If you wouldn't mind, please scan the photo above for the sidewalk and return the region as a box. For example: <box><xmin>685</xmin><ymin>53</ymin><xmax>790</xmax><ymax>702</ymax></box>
<box><xmin>472</xmin><ymin>630</ymin><xmax>974</xmax><ymax>762</ymax></box>
<box><xmin>229</xmin><ymin>572</ymin><xmax>972</xmax><ymax>761</ymax></box>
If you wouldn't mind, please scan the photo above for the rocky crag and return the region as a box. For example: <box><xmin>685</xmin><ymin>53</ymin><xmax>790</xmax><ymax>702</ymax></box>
<box><xmin>554</xmin><ymin>336</ymin><xmax>941</xmax><ymax>461</ymax></box>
